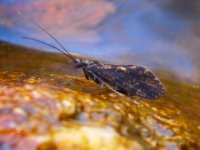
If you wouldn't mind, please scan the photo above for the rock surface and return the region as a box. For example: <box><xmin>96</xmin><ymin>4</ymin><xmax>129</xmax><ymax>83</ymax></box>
<box><xmin>0</xmin><ymin>41</ymin><xmax>200</xmax><ymax>150</ymax></box>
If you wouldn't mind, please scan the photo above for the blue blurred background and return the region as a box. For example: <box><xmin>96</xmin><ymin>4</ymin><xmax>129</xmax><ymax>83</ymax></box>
<box><xmin>0</xmin><ymin>0</ymin><xmax>200</xmax><ymax>82</ymax></box>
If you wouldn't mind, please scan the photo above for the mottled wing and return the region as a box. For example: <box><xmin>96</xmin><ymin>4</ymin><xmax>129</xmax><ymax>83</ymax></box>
<box><xmin>87</xmin><ymin>64</ymin><xmax>165</xmax><ymax>99</ymax></box>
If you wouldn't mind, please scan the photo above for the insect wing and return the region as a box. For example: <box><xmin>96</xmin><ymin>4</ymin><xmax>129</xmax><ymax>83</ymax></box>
<box><xmin>88</xmin><ymin>64</ymin><xmax>165</xmax><ymax>99</ymax></box>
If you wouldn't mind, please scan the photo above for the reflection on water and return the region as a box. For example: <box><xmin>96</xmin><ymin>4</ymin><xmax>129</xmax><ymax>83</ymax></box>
<box><xmin>0</xmin><ymin>0</ymin><xmax>200</xmax><ymax>83</ymax></box>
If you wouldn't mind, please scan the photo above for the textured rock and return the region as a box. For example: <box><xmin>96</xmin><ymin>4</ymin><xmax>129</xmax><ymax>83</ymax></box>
<box><xmin>0</xmin><ymin>41</ymin><xmax>200</xmax><ymax>150</ymax></box>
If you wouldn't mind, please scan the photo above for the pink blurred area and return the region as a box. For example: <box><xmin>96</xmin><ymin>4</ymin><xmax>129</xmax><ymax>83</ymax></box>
<box><xmin>0</xmin><ymin>0</ymin><xmax>115</xmax><ymax>43</ymax></box>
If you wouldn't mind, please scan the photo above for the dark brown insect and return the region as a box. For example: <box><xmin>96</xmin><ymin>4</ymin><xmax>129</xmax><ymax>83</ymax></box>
<box><xmin>22</xmin><ymin>18</ymin><xmax>165</xmax><ymax>100</ymax></box>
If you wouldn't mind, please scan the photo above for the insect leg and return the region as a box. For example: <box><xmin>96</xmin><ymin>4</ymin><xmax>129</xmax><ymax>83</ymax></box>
<box><xmin>87</xmin><ymin>71</ymin><xmax>103</xmax><ymax>86</ymax></box>
<box><xmin>100</xmin><ymin>83</ymin><xmax>104</xmax><ymax>88</ymax></box>
<box><xmin>88</xmin><ymin>70</ymin><xmax>123</xmax><ymax>95</ymax></box>
<box><xmin>83</xmin><ymin>68</ymin><xmax>89</xmax><ymax>80</ymax></box>
<box><xmin>115</xmin><ymin>85</ymin><xmax>129</xmax><ymax>96</ymax></box>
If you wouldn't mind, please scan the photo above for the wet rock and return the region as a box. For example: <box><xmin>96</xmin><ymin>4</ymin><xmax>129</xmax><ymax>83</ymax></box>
<box><xmin>0</xmin><ymin>41</ymin><xmax>200</xmax><ymax>149</ymax></box>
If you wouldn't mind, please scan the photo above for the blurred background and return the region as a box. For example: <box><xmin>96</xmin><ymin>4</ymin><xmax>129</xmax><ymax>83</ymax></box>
<box><xmin>0</xmin><ymin>0</ymin><xmax>200</xmax><ymax>82</ymax></box>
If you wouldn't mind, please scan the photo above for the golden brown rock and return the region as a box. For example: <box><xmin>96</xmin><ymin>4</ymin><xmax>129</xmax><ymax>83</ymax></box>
<box><xmin>0</xmin><ymin>41</ymin><xmax>200</xmax><ymax>150</ymax></box>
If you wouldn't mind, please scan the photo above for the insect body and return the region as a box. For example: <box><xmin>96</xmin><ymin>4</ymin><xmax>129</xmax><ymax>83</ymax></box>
<box><xmin>23</xmin><ymin>21</ymin><xmax>165</xmax><ymax>100</ymax></box>
<box><xmin>73</xmin><ymin>59</ymin><xmax>165</xmax><ymax>99</ymax></box>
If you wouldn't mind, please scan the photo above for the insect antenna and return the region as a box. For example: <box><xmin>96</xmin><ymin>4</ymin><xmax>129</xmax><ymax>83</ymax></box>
<box><xmin>22</xmin><ymin>36</ymin><xmax>71</xmax><ymax>58</ymax></box>
<box><xmin>17</xmin><ymin>11</ymin><xmax>76</xmax><ymax>62</ymax></box>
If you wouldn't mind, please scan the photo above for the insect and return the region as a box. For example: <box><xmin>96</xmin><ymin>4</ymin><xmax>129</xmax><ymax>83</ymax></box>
<box><xmin>22</xmin><ymin>18</ymin><xmax>165</xmax><ymax>100</ymax></box>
